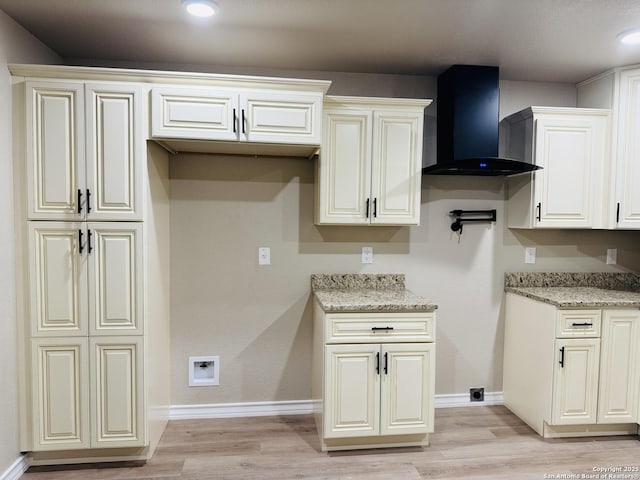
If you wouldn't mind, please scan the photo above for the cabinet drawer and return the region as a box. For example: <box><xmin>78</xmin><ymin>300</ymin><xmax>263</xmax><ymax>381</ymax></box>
<box><xmin>325</xmin><ymin>312</ymin><xmax>435</xmax><ymax>343</ymax></box>
<box><xmin>556</xmin><ymin>310</ymin><xmax>601</xmax><ymax>338</ymax></box>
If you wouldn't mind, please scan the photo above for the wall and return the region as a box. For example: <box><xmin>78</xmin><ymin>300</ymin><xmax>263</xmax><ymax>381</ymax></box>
<box><xmin>169</xmin><ymin>69</ymin><xmax>640</xmax><ymax>406</ymax></box>
<box><xmin>0</xmin><ymin>9</ymin><xmax>60</xmax><ymax>476</ymax></box>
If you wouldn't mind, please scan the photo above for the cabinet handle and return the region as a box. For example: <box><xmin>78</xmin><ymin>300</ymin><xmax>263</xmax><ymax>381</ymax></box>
<box><xmin>616</xmin><ymin>202</ymin><xmax>620</xmax><ymax>223</ymax></box>
<box><xmin>376</xmin><ymin>352</ymin><xmax>380</xmax><ymax>375</ymax></box>
<box><xmin>365</xmin><ymin>198</ymin><xmax>370</xmax><ymax>218</ymax></box>
<box><xmin>373</xmin><ymin>198</ymin><xmax>377</xmax><ymax>218</ymax></box>
<box><xmin>559</xmin><ymin>346</ymin><xmax>565</xmax><ymax>368</ymax></box>
<box><xmin>77</xmin><ymin>189</ymin><xmax>83</xmax><ymax>214</ymax></box>
<box><xmin>536</xmin><ymin>202</ymin><xmax>541</xmax><ymax>222</ymax></box>
<box><xmin>571</xmin><ymin>322</ymin><xmax>593</xmax><ymax>327</ymax></box>
<box><xmin>371</xmin><ymin>326</ymin><xmax>394</xmax><ymax>331</ymax></box>
<box><xmin>78</xmin><ymin>229</ymin><xmax>84</xmax><ymax>254</ymax></box>
<box><xmin>87</xmin><ymin>229</ymin><xmax>93</xmax><ymax>254</ymax></box>
<box><xmin>86</xmin><ymin>189</ymin><xmax>92</xmax><ymax>214</ymax></box>
<box><xmin>241</xmin><ymin>109</ymin><xmax>246</xmax><ymax>134</ymax></box>
<box><xmin>384</xmin><ymin>352</ymin><xmax>388</xmax><ymax>375</ymax></box>
<box><xmin>233</xmin><ymin>108</ymin><xmax>237</xmax><ymax>133</ymax></box>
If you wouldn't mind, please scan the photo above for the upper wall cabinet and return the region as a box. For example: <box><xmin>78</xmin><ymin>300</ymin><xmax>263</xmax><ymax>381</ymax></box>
<box><xmin>26</xmin><ymin>81</ymin><xmax>144</xmax><ymax>221</ymax></box>
<box><xmin>150</xmin><ymin>84</ymin><xmax>326</xmax><ymax>156</ymax></box>
<box><xmin>503</xmin><ymin>107</ymin><xmax>610</xmax><ymax>229</ymax></box>
<box><xmin>315</xmin><ymin>96</ymin><xmax>431</xmax><ymax>226</ymax></box>
<box><xmin>578</xmin><ymin>67</ymin><xmax>640</xmax><ymax>229</ymax></box>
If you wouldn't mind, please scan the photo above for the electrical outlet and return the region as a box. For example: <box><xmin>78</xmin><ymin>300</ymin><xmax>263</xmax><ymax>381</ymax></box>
<box><xmin>470</xmin><ymin>387</ymin><xmax>484</xmax><ymax>402</ymax></box>
<box><xmin>362</xmin><ymin>246</ymin><xmax>373</xmax><ymax>264</ymax></box>
<box><xmin>258</xmin><ymin>247</ymin><xmax>270</xmax><ymax>265</ymax></box>
<box><xmin>524</xmin><ymin>247</ymin><xmax>536</xmax><ymax>264</ymax></box>
<box><xmin>188</xmin><ymin>356</ymin><xmax>220</xmax><ymax>386</ymax></box>
<box><xmin>606</xmin><ymin>248</ymin><xmax>617</xmax><ymax>265</ymax></box>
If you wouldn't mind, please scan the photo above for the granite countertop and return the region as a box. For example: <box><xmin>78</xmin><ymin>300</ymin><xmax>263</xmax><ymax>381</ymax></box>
<box><xmin>505</xmin><ymin>272</ymin><xmax>640</xmax><ymax>308</ymax></box>
<box><xmin>311</xmin><ymin>274</ymin><xmax>438</xmax><ymax>313</ymax></box>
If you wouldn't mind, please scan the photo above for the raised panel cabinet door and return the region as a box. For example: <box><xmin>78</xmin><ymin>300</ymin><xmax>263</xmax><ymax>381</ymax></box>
<box><xmin>85</xmin><ymin>84</ymin><xmax>144</xmax><ymax>221</ymax></box>
<box><xmin>370</xmin><ymin>110</ymin><xmax>423</xmax><ymax>225</ymax></box>
<box><xmin>380</xmin><ymin>343</ymin><xmax>434</xmax><ymax>436</ymax></box>
<box><xmin>316</xmin><ymin>109</ymin><xmax>372</xmax><ymax>224</ymax></box>
<box><xmin>551</xmin><ymin>338</ymin><xmax>600</xmax><ymax>425</ymax></box>
<box><xmin>597</xmin><ymin>310</ymin><xmax>640</xmax><ymax>423</ymax></box>
<box><xmin>90</xmin><ymin>337</ymin><xmax>145</xmax><ymax>447</ymax></box>
<box><xmin>614</xmin><ymin>70</ymin><xmax>640</xmax><ymax>228</ymax></box>
<box><xmin>240</xmin><ymin>90</ymin><xmax>323</xmax><ymax>145</ymax></box>
<box><xmin>88</xmin><ymin>223</ymin><xmax>143</xmax><ymax>336</ymax></box>
<box><xmin>31</xmin><ymin>338</ymin><xmax>90</xmax><ymax>451</ymax></box>
<box><xmin>150</xmin><ymin>87</ymin><xmax>239</xmax><ymax>141</ymax></box>
<box><xmin>26</xmin><ymin>81</ymin><xmax>86</xmax><ymax>220</ymax></box>
<box><xmin>29</xmin><ymin>222</ymin><xmax>88</xmax><ymax>337</ymax></box>
<box><xmin>533</xmin><ymin>114</ymin><xmax>607</xmax><ymax>228</ymax></box>
<box><xmin>324</xmin><ymin>344</ymin><xmax>380</xmax><ymax>438</ymax></box>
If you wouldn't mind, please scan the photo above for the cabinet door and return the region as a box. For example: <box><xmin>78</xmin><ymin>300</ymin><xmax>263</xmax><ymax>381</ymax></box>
<box><xmin>26</xmin><ymin>81</ymin><xmax>86</xmax><ymax>220</ymax></box>
<box><xmin>151</xmin><ymin>87</ymin><xmax>239</xmax><ymax>141</ymax></box>
<box><xmin>370</xmin><ymin>110</ymin><xmax>423</xmax><ymax>225</ymax></box>
<box><xmin>85</xmin><ymin>84</ymin><xmax>144</xmax><ymax>220</ymax></box>
<box><xmin>31</xmin><ymin>338</ymin><xmax>90</xmax><ymax>451</ymax></box>
<box><xmin>240</xmin><ymin>90</ymin><xmax>322</xmax><ymax>145</ymax></box>
<box><xmin>29</xmin><ymin>222</ymin><xmax>88</xmax><ymax>337</ymax></box>
<box><xmin>90</xmin><ymin>337</ymin><xmax>145</xmax><ymax>447</ymax></box>
<box><xmin>380</xmin><ymin>343</ymin><xmax>434</xmax><ymax>436</ymax></box>
<box><xmin>614</xmin><ymin>70</ymin><xmax>640</xmax><ymax>228</ymax></box>
<box><xmin>316</xmin><ymin>109</ymin><xmax>372</xmax><ymax>224</ymax></box>
<box><xmin>88</xmin><ymin>223</ymin><xmax>143</xmax><ymax>336</ymax></box>
<box><xmin>597</xmin><ymin>310</ymin><xmax>640</xmax><ymax>423</ymax></box>
<box><xmin>551</xmin><ymin>338</ymin><xmax>600</xmax><ymax>425</ymax></box>
<box><xmin>324</xmin><ymin>344</ymin><xmax>380</xmax><ymax>438</ymax></box>
<box><xmin>533</xmin><ymin>115</ymin><xmax>607</xmax><ymax>228</ymax></box>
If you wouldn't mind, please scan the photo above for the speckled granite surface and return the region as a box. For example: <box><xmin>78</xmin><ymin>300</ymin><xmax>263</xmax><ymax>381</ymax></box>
<box><xmin>505</xmin><ymin>272</ymin><xmax>640</xmax><ymax>308</ymax></box>
<box><xmin>311</xmin><ymin>274</ymin><xmax>437</xmax><ymax>312</ymax></box>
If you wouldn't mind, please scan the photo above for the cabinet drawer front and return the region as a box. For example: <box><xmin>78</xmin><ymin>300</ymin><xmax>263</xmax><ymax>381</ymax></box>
<box><xmin>556</xmin><ymin>310</ymin><xmax>601</xmax><ymax>337</ymax></box>
<box><xmin>326</xmin><ymin>312</ymin><xmax>435</xmax><ymax>343</ymax></box>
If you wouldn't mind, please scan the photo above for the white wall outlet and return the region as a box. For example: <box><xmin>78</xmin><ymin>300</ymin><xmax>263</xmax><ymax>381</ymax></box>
<box><xmin>258</xmin><ymin>247</ymin><xmax>270</xmax><ymax>265</ymax></box>
<box><xmin>524</xmin><ymin>247</ymin><xmax>536</xmax><ymax>264</ymax></box>
<box><xmin>606</xmin><ymin>248</ymin><xmax>617</xmax><ymax>265</ymax></box>
<box><xmin>362</xmin><ymin>246</ymin><xmax>373</xmax><ymax>264</ymax></box>
<box><xmin>188</xmin><ymin>355</ymin><xmax>220</xmax><ymax>387</ymax></box>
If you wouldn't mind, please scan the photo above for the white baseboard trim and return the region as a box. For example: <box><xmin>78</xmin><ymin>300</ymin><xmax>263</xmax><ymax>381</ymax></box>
<box><xmin>169</xmin><ymin>392</ymin><xmax>504</xmax><ymax>420</ymax></box>
<box><xmin>1</xmin><ymin>455</ymin><xmax>28</xmax><ymax>480</ymax></box>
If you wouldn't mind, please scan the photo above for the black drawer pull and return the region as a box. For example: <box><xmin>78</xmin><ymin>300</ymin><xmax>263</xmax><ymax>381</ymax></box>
<box><xmin>376</xmin><ymin>352</ymin><xmax>380</xmax><ymax>375</ymax></box>
<box><xmin>384</xmin><ymin>352</ymin><xmax>388</xmax><ymax>374</ymax></box>
<box><xmin>77</xmin><ymin>189</ymin><xmax>83</xmax><ymax>214</ymax></box>
<box><xmin>371</xmin><ymin>326</ymin><xmax>394</xmax><ymax>331</ymax></box>
<box><xmin>571</xmin><ymin>322</ymin><xmax>593</xmax><ymax>327</ymax></box>
<box><xmin>559</xmin><ymin>346</ymin><xmax>565</xmax><ymax>368</ymax></box>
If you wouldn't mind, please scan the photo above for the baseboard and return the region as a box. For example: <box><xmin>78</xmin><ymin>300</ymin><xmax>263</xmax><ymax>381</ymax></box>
<box><xmin>169</xmin><ymin>392</ymin><xmax>504</xmax><ymax>420</ymax></box>
<box><xmin>0</xmin><ymin>455</ymin><xmax>28</xmax><ymax>480</ymax></box>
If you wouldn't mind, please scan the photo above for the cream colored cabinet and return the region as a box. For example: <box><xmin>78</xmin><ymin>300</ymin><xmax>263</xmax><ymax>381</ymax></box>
<box><xmin>151</xmin><ymin>86</ymin><xmax>323</xmax><ymax>145</ymax></box>
<box><xmin>316</xmin><ymin>96</ymin><xmax>431</xmax><ymax>226</ymax></box>
<box><xmin>26</xmin><ymin>81</ymin><xmax>144</xmax><ymax>221</ymax></box>
<box><xmin>578</xmin><ymin>67</ymin><xmax>640</xmax><ymax>228</ymax></box>
<box><xmin>313</xmin><ymin>303</ymin><xmax>436</xmax><ymax>450</ymax></box>
<box><xmin>28</xmin><ymin>222</ymin><xmax>143</xmax><ymax>338</ymax></box>
<box><xmin>504</xmin><ymin>293</ymin><xmax>640</xmax><ymax>438</ymax></box>
<box><xmin>504</xmin><ymin>107</ymin><xmax>610</xmax><ymax>229</ymax></box>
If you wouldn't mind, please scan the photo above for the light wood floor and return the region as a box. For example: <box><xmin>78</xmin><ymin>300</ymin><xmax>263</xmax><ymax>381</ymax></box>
<box><xmin>23</xmin><ymin>406</ymin><xmax>640</xmax><ymax>479</ymax></box>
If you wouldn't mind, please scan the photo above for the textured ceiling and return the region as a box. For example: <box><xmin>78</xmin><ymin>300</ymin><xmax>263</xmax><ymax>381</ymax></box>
<box><xmin>2</xmin><ymin>0</ymin><xmax>640</xmax><ymax>82</ymax></box>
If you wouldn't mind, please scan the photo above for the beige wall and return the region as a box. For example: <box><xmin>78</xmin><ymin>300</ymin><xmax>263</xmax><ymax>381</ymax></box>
<box><xmin>169</xmin><ymin>69</ymin><xmax>640</xmax><ymax>406</ymax></box>
<box><xmin>0</xmin><ymin>8</ymin><xmax>60</xmax><ymax>475</ymax></box>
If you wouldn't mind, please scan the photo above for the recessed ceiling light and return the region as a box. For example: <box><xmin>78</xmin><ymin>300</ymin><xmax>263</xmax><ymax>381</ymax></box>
<box><xmin>182</xmin><ymin>0</ymin><xmax>218</xmax><ymax>17</ymax></box>
<box><xmin>618</xmin><ymin>28</ymin><xmax>640</xmax><ymax>45</ymax></box>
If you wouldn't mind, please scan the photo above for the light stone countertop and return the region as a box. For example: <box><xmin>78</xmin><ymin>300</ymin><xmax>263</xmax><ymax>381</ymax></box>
<box><xmin>505</xmin><ymin>286</ymin><xmax>640</xmax><ymax>308</ymax></box>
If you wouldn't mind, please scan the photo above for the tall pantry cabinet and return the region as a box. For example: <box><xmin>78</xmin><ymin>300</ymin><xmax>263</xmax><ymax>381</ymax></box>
<box><xmin>11</xmin><ymin>66</ymin><xmax>171</xmax><ymax>464</ymax></box>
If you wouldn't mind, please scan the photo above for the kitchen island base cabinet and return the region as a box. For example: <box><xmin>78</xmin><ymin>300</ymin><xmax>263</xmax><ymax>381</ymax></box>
<box><xmin>503</xmin><ymin>293</ymin><xmax>640</xmax><ymax>438</ymax></box>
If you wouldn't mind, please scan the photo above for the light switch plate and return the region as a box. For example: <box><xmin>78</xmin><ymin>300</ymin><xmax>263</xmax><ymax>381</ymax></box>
<box><xmin>258</xmin><ymin>247</ymin><xmax>270</xmax><ymax>265</ymax></box>
<box><xmin>362</xmin><ymin>246</ymin><xmax>373</xmax><ymax>264</ymax></box>
<box><xmin>606</xmin><ymin>248</ymin><xmax>617</xmax><ymax>265</ymax></box>
<box><xmin>524</xmin><ymin>247</ymin><xmax>536</xmax><ymax>264</ymax></box>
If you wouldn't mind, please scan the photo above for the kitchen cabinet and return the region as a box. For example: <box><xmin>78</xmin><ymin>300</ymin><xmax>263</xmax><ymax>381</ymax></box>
<box><xmin>315</xmin><ymin>96</ymin><xmax>431</xmax><ymax>225</ymax></box>
<box><xmin>313</xmin><ymin>301</ymin><xmax>436</xmax><ymax>450</ymax></box>
<box><xmin>151</xmin><ymin>85</ymin><xmax>324</xmax><ymax>147</ymax></box>
<box><xmin>26</xmin><ymin>81</ymin><xmax>144</xmax><ymax>221</ymax></box>
<box><xmin>578</xmin><ymin>67</ymin><xmax>640</xmax><ymax>228</ymax></box>
<box><xmin>503</xmin><ymin>293</ymin><xmax>640</xmax><ymax>438</ymax></box>
<box><xmin>503</xmin><ymin>107</ymin><xmax>610</xmax><ymax>229</ymax></box>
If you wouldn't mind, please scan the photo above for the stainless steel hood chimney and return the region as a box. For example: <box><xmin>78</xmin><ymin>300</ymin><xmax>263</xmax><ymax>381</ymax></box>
<box><xmin>422</xmin><ymin>65</ymin><xmax>541</xmax><ymax>176</ymax></box>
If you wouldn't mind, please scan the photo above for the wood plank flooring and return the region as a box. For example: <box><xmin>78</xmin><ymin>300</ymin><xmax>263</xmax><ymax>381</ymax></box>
<box><xmin>22</xmin><ymin>406</ymin><xmax>640</xmax><ymax>479</ymax></box>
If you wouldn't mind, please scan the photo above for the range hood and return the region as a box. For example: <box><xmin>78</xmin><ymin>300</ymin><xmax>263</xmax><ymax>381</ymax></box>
<box><xmin>422</xmin><ymin>65</ymin><xmax>541</xmax><ymax>176</ymax></box>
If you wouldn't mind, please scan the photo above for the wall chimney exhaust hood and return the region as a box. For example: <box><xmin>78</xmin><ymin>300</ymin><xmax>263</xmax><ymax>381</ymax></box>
<box><xmin>422</xmin><ymin>65</ymin><xmax>541</xmax><ymax>176</ymax></box>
